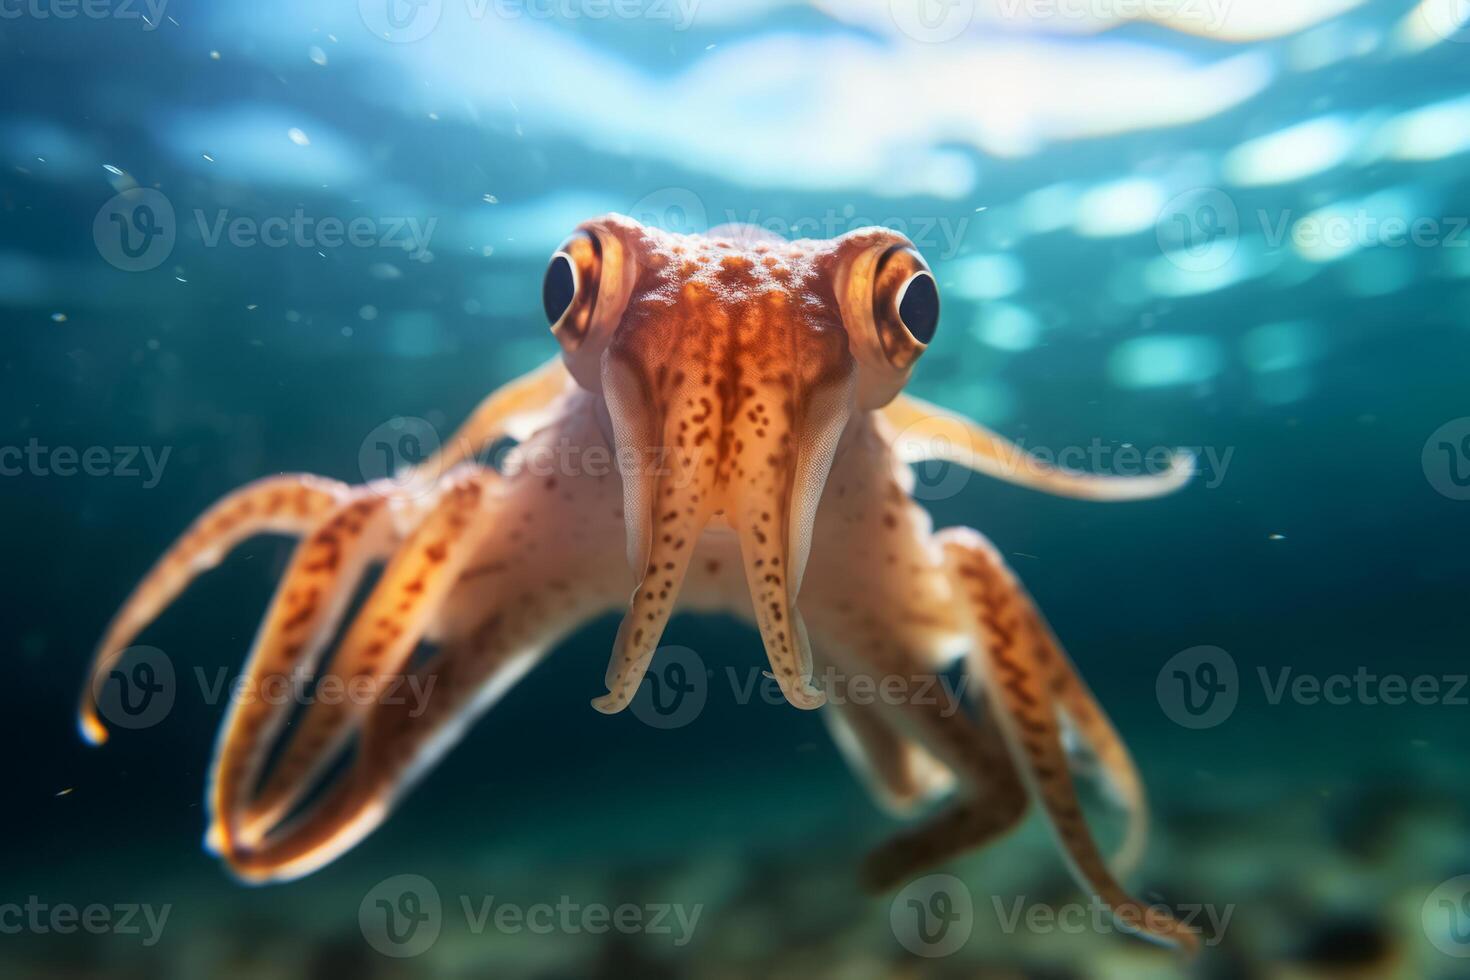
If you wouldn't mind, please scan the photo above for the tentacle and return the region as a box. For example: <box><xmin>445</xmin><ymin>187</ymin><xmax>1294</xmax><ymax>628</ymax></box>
<box><xmin>411</xmin><ymin>356</ymin><xmax>572</xmax><ymax>477</ymax></box>
<box><xmin>206</xmin><ymin>492</ymin><xmax>399</xmax><ymax>856</ymax></box>
<box><xmin>814</xmin><ymin>646</ymin><xmax>1031</xmax><ymax>890</ymax></box>
<box><xmin>591</xmin><ymin>359</ymin><xmax>719</xmax><ymax>714</ymax></box>
<box><xmin>725</xmin><ymin>371</ymin><xmax>841</xmax><ymax>711</ymax></box>
<box><xmin>939</xmin><ymin>527</ymin><xmax>1199</xmax><ymax>955</ymax></box>
<box><xmin>861</xmin><ymin>778</ymin><xmax>1028</xmax><ymax>893</ymax></box>
<box><xmin>881</xmin><ymin>394</ymin><xmax>1194</xmax><ymax>501</ymax></box>
<box><xmin>79</xmin><ymin>474</ymin><xmax>353</xmax><ymax>746</ymax></box>
<box><xmin>221</xmin><ymin>594</ymin><xmax>570</xmax><ymax>883</ymax></box>
<box><xmin>821</xmin><ymin>693</ymin><xmax>955</xmax><ymax>818</ymax></box>
<box><xmin>234</xmin><ymin>466</ymin><xmax>500</xmax><ymax>847</ymax></box>
<box><xmin>1036</xmin><ymin>618</ymin><xmax>1151</xmax><ymax>877</ymax></box>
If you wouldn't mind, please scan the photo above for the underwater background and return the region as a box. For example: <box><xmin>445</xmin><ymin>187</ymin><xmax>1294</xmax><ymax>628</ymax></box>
<box><xmin>4</xmin><ymin>0</ymin><xmax>1470</xmax><ymax>976</ymax></box>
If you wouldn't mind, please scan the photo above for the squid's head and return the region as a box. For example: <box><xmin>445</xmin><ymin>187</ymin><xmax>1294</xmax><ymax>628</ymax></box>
<box><xmin>538</xmin><ymin>213</ymin><xmax>940</xmax><ymax>711</ymax></box>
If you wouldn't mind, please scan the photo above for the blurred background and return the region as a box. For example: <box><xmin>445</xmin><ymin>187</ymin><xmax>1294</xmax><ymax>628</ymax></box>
<box><xmin>4</xmin><ymin>0</ymin><xmax>1470</xmax><ymax>976</ymax></box>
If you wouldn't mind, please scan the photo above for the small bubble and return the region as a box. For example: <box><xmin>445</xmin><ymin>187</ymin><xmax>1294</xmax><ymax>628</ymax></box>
<box><xmin>482</xmin><ymin>194</ymin><xmax>499</xmax><ymax>204</ymax></box>
<box><xmin>342</xmin><ymin>326</ymin><xmax>354</xmax><ymax>337</ymax></box>
<box><xmin>285</xmin><ymin>309</ymin><xmax>302</xmax><ymax>323</ymax></box>
<box><xmin>210</xmin><ymin>50</ymin><xmax>221</xmax><ymax>60</ymax></box>
<box><xmin>287</xmin><ymin>128</ymin><xmax>310</xmax><ymax>147</ymax></box>
<box><xmin>358</xmin><ymin>305</ymin><xmax>378</xmax><ymax>321</ymax></box>
<box><xmin>50</xmin><ymin>312</ymin><xmax>67</xmax><ymax>323</ymax></box>
<box><xmin>1268</xmin><ymin>533</ymin><xmax>1286</xmax><ymax>541</ymax></box>
<box><xmin>308</xmin><ymin>46</ymin><xmax>328</xmax><ymax>66</ymax></box>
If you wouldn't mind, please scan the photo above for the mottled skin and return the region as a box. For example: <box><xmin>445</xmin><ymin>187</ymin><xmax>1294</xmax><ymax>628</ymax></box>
<box><xmin>79</xmin><ymin>215</ymin><xmax>1200</xmax><ymax>954</ymax></box>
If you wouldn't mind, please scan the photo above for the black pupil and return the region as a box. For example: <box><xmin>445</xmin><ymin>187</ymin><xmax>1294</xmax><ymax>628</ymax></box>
<box><xmin>898</xmin><ymin>273</ymin><xmax>939</xmax><ymax>344</ymax></box>
<box><xmin>542</xmin><ymin>254</ymin><xmax>576</xmax><ymax>325</ymax></box>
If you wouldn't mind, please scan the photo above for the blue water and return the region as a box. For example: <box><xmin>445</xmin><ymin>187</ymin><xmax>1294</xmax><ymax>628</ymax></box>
<box><xmin>4</xmin><ymin>1</ymin><xmax>1470</xmax><ymax>976</ymax></box>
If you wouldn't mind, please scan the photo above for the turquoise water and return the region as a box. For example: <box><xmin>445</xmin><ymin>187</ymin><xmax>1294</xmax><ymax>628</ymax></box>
<box><xmin>5</xmin><ymin>1</ymin><xmax>1470</xmax><ymax>976</ymax></box>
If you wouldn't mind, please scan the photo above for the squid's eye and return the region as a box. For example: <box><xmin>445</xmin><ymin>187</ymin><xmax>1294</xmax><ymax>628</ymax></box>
<box><xmin>544</xmin><ymin>231</ymin><xmax>602</xmax><ymax>349</ymax></box>
<box><xmin>542</xmin><ymin>254</ymin><xmax>575</xmax><ymax>324</ymax></box>
<box><xmin>872</xmin><ymin>245</ymin><xmax>939</xmax><ymax>369</ymax></box>
<box><xmin>897</xmin><ymin>271</ymin><xmax>939</xmax><ymax>344</ymax></box>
